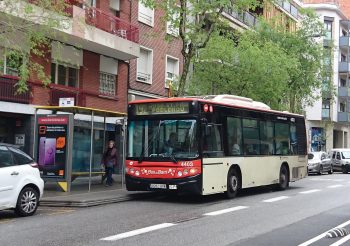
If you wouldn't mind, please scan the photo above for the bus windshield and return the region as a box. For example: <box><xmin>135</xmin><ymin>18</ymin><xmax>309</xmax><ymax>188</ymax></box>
<box><xmin>128</xmin><ymin>119</ymin><xmax>199</xmax><ymax>161</ymax></box>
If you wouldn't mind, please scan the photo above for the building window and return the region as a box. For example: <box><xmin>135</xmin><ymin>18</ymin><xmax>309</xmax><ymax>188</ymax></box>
<box><xmin>138</xmin><ymin>1</ymin><xmax>154</xmax><ymax>26</ymax></box>
<box><xmin>324</xmin><ymin>20</ymin><xmax>332</xmax><ymax>40</ymax></box>
<box><xmin>137</xmin><ymin>47</ymin><xmax>153</xmax><ymax>84</ymax></box>
<box><xmin>51</xmin><ymin>62</ymin><xmax>79</xmax><ymax>87</ymax></box>
<box><xmin>282</xmin><ymin>0</ymin><xmax>291</xmax><ymax>12</ymax></box>
<box><xmin>340</xmin><ymin>78</ymin><xmax>347</xmax><ymax>87</ymax></box>
<box><xmin>166</xmin><ymin>9</ymin><xmax>179</xmax><ymax>36</ymax></box>
<box><xmin>99</xmin><ymin>72</ymin><xmax>116</xmax><ymax>96</ymax></box>
<box><xmin>165</xmin><ymin>55</ymin><xmax>179</xmax><ymax>88</ymax></box>
<box><xmin>322</xmin><ymin>99</ymin><xmax>330</xmax><ymax>119</ymax></box>
<box><xmin>0</xmin><ymin>52</ymin><xmax>22</xmax><ymax>76</ymax></box>
<box><xmin>340</xmin><ymin>101</ymin><xmax>346</xmax><ymax>112</ymax></box>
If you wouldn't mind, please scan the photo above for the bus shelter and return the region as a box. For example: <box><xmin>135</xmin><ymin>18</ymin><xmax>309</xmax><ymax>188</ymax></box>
<box><xmin>33</xmin><ymin>106</ymin><xmax>126</xmax><ymax>192</ymax></box>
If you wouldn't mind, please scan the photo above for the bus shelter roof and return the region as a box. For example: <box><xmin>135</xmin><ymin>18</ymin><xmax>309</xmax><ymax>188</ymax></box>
<box><xmin>34</xmin><ymin>106</ymin><xmax>126</xmax><ymax>118</ymax></box>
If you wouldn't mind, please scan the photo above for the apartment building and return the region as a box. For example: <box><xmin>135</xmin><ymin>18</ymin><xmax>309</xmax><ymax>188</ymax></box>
<box><xmin>222</xmin><ymin>0</ymin><xmax>301</xmax><ymax>32</ymax></box>
<box><xmin>303</xmin><ymin>0</ymin><xmax>349</xmax><ymax>151</ymax></box>
<box><xmin>128</xmin><ymin>1</ymin><xmax>183</xmax><ymax>101</ymax></box>
<box><xmin>0</xmin><ymin>0</ymin><xmax>139</xmax><ymax>154</ymax></box>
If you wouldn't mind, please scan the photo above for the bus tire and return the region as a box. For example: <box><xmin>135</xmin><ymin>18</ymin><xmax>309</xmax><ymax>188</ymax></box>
<box><xmin>225</xmin><ymin>168</ymin><xmax>240</xmax><ymax>199</ymax></box>
<box><xmin>276</xmin><ymin>164</ymin><xmax>289</xmax><ymax>191</ymax></box>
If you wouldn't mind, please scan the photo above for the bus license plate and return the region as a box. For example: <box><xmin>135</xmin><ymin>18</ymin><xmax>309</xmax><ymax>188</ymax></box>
<box><xmin>150</xmin><ymin>184</ymin><xmax>167</xmax><ymax>189</ymax></box>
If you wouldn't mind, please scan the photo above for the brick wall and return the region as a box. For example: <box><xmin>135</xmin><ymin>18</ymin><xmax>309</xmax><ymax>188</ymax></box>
<box><xmin>129</xmin><ymin>0</ymin><xmax>183</xmax><ymax>97</ymax></box>
<box><xmin>303</xmin><ymin>0</ymin><xmax>350</xmax><ymax>18</ymax></box>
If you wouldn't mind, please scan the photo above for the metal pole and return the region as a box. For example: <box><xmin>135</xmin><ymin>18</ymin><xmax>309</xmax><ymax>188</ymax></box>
<box><xmin>89</xmin><ymin>111</ymin><xmax>94</xmax><ymax>192</ymax></box>
<box><xmin>33</xmin><ymin>108</ymin><xmax>38</xmax><ymax>158</ymax></box>
<box><xmin>103</xmin><ymin>114</ymin><xmax>106</xmax><ymax>154</ymax></box>
<box><xmin>122</xmin><ymin>117</ymin><xmax>127</xmax><ymax>188</ymax></box>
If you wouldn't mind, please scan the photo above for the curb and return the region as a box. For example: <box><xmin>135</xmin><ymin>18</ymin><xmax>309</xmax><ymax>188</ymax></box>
<box><xmin>39</xmin><ymin>192</ymin><xmax>158</xmax><ymax>208</ymax></box>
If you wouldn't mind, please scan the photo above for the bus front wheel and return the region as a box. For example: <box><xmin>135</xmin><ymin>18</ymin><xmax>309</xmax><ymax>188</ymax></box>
<box><xmin>225</xmin><ymin>168</ymin><xmax>240</xmax><ymax>199</ymax></box>
<box><xmin>276</xmin><ymin>165</ymin><xmax>289</xmax><ymax>190</ymax></box>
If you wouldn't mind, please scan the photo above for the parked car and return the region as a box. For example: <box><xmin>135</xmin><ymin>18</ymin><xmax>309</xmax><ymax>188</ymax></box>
<box><xmin>0</xmin><ymin>143</ymin><xmax>44</xmax><ymax>216</ymax></box>
<box><xmin>329</xmin><ymin>148</ymin><xmax>350</xmax><ymax>174</ymax></box>
<box><xmin>307</xmin><ymin>151</ymin><xmax>333</xmax><ymax>175</ymax></box>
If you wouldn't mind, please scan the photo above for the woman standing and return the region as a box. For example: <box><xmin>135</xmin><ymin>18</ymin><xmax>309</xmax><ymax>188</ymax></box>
<box><xmin>101</xmin><ymin>140</ymin><xmax>117</xmax><ymax>186</ymax></box>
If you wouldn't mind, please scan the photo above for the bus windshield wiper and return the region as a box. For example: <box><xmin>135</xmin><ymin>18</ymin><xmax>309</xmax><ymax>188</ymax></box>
<box><xmin>169</xmin><ymin>153</ymin><xmax>177</xmax><ymax>163</ymax></box>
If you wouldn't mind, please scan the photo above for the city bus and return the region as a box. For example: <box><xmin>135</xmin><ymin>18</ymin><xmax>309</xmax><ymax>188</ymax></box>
<box><xmin>125</xmin><ymin>94</ymin><xmax>307</xmax><ymax>198</ymax></box>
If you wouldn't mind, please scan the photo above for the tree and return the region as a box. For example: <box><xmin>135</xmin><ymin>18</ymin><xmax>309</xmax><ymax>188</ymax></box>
<box><xmin>189</xmin><ymin>10</ymin><xmax>327</xmax><ymax>113</ymax></box>
<box><xmin>141</xmin><ymin>0</ymin><xmax>262</xmax><ymax>96</ymax></box>
<box><xmin>188</xmin><ymin>30</ymin><xmax>296</xmax><ymax>111</ymax></box>
<box><xmin>0</xmin><ymin>0</ymin><xmax>73</xmax><ymax>93</ymax></box>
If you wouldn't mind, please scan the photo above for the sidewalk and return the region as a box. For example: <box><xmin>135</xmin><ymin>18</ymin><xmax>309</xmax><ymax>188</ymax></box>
<box><xmin>40</xmin><ymin>179</ymin><xmax>155</xmax><ymax>208</ymax></box>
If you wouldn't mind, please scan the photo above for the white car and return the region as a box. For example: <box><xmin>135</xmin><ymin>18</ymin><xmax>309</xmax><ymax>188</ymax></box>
<box><xmin>0</xmin><ymin>144</ymin><xmax>44</xmax><ymax>216</ymax></box>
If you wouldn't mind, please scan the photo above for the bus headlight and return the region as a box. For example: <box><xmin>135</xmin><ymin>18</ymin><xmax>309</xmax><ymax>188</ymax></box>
<box><xmin>177</xmin><ymin>171</ymin><xmax>183</xmax><ymax>177</ymax></box>
<box><xmin>130</xmin><ymin>168</ymin><xmax>135</xmax><ymax>174</ymax></box>
<box><xmin>135</xmin><ymin>170</ymin><xmax>140</xmax><ymax>176</ymax></box>
<box><xmin>190</xmin><ymin>168</ymin><xmax>197</xmax><ymax>174</ymax></box>
<box><xmin>183</xmin><ymin>169</ymin><xmax>188</xmax><ymax>175</ymax></box>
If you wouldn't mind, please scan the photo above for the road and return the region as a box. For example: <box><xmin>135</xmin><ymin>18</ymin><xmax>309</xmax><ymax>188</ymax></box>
<box><xmin>1</xmin><ymin>173</ymin><xmax>350</xmax><ymax>246</ymax></box>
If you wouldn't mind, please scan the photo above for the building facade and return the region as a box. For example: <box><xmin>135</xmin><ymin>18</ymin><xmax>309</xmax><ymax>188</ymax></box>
<box><xmin>0</xmin><ymin>0</ymin><xmax>139</xmax><ymax>155</ymax></box>
<box><xmin>128</xmin><ymin>0</ymin><xmax>183</xmax><ymax>101</ymax></box>
<box><xmin>303</xmin><ymin>1</ymin><xmax>350</xmax><ymax>152</ymax></box>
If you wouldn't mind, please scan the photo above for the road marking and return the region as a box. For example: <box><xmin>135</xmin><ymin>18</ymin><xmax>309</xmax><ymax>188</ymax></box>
<box><xmin>100</xmin><ymin>223</ymin><xmax>175</xmax><ymax>241</ymax></box>
<box><xmin>327</xmin><ymin>185</ymin><xmax>344</xmax><ymax>188</ymax></box>
<box><xmin>204</xmin><ymin>206</ymin><xmax>248</xmax><ymax>216</ymax></box>
<box><xmin>310</xmin><ymin>178</ymin><xmax>344</xmax><ymax>182</ymax></box>
<box><xmin>299</xmin><ymin>189</ymin><xmax>321</xmax><ymax>194</ymax></box>
<box><xmin>329</xmin><ymin>234</ymin><xmax>350</xmax><ymax>246</ymax></box>
<box><xmin>262</xmin><ymin>196</ymin><xmax>289</xmax><ymax>203</ymax></box>
<box><xmin>298</xmin><ymin>219</ymin><xmax>350</xmax><ymax>246</ymax></box>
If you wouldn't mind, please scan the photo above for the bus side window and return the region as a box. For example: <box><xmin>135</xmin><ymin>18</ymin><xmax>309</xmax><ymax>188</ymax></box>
<box><xmin>203</xmin><ymin>123</ymin><xmax>223</xmax><ymax>157</ymax></box>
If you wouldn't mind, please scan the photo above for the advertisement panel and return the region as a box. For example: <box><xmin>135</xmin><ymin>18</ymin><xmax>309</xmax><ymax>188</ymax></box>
<box><xmin>36</xmin><ymin>115</ymin><xmax>71</xmax><ymax>180</ymax></box>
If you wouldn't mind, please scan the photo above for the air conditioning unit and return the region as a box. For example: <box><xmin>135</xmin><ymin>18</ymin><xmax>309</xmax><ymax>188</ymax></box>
<box><xmin>110</xmin><ymin>0</ymin><xmax>120</xmax><ymax>11</ymax></box>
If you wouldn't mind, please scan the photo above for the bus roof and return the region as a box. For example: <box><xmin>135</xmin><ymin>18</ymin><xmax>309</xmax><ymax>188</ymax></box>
<box><xmin>129</xmin><ymin>95</ymin><xmax>304</xmax><ymax>118</ymax></box>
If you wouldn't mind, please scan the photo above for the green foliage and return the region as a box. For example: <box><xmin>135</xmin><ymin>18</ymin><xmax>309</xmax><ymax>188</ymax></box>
<box><xmin>189</xmin><ymin>10</ymin><xmax>327</xmax><ymax>113</ymax></box>
<box><xmin>141</xmin><ymin>0</ymin><xmax>263</xmax><ymax>96</ymax></box>
<box><xmin>0</xmin><ymin>0</ymin><xmax>71</xmax><ymax>92</ymax></box>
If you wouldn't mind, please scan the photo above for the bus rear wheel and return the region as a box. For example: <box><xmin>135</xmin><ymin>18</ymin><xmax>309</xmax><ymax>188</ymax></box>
<box><xmin>276</xmin><ymin>165</ymin><xmax>289</xmax><ymax>190</ymax></box>
<box><xmin>225</xmin><ymin>168</ymin><xmax>240</xmax><ymax>199</ymax></box>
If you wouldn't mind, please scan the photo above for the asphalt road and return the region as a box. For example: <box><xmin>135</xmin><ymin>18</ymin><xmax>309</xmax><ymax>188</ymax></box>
<box><xmin>1</xmin><ymin>173</ymin><xmax>350</xmax><ymax>246</ymax></box>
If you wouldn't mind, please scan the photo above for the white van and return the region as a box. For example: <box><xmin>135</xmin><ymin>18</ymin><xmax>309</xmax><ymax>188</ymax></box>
<box><xmin>329</xmin><ymin>148</ymin><xmax>350</xmax><ymax>174</ymax></box>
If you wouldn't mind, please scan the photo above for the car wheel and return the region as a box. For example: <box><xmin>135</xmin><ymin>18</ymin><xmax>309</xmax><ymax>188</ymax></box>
<box><xmin>225</xmin><ymin>168</ymin><xmax>240</xmax><ymax>199</ymax></box>
<box><xmin>276</xmin><ymin>165</ymin><xmax>289</xmax><ymax>190</ymax></box>
<box><xmin>318</xmin><ymin>165</ymin><xmax>323</xmax><ymax>175</ymax></box>
<box><xmin>15</xmin><ymin>187</ymin><xmax>39</xmax><ymax>217</ymax></box>
<box><xmin>328</xmin><ymin>166</ymin><xmax>333</xmax><ymax>175</ymax></box>
<box><xmin>342</xmin><ymin>165</ymin><xmax>348</xmax><ymax>174</ymax></box>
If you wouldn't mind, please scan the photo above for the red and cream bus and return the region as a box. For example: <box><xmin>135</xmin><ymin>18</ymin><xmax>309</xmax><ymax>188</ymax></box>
<box><xmin>125</xmin><ymin>95</ymin><xmax>307</xmax><ymax>198</ymax></box>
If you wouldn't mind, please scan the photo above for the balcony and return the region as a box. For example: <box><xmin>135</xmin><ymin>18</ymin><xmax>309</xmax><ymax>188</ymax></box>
<box><xmin>339</xmin><ymin>62</ymin><xmax>350</xmax><ymax>73</ymax></box>
<box><xmin>338</xmin><ymin>112</ymin><xmax>350</xmax><ymax>122</ymax></box>
<box><xmin>0</xmin><ymin>76</ymin><xmax>32</xmax><ymax>104</ymax></box>
<box><xmin>338</xmin><ymin>86</ymin><xmax>350</xmax><ymax>97</ymax></box>
<box><xmin>85</xmin><ymin>7</ymin><xmax>139</xmax><ymax>43</ymax></box>
<box><xmin>0</xmin><ymin>2</ymin><xmax>140</xmax><ymax>60</ymax></box>
<box><xmin>49</xmin><ymin>84</ymin><xmax>85</xmax><ymax>107</ymax></box>
<box><xmin>223</xmin><ymin>8</ymin><xmax>259</xmax><ymax>29</ymax></box>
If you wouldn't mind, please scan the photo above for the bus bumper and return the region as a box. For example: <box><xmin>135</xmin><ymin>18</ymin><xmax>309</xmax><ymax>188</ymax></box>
<box><xmin>125</xmin><ymin>174</ymin><xmax>202</xmax><ymax>194</ymax></box>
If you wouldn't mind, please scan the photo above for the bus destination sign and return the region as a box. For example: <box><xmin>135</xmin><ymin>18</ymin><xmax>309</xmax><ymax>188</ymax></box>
<box><xmin>135</xmin><ymin>102</ymin><xmax>189</xmax><ymax>115</ymax></box>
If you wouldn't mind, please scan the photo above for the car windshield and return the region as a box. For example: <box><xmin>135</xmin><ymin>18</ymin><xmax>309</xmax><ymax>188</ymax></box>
<box><xmin>127</xmin><ymin>119</ymin><xmax>199</xmax><ymax>160</ymax></box>
<box><xmin>308</xmin><ymin>153</ymin><xmax>315</xmax><ymax>160</ymax></box>
<box><xmin>341</xmin><ymin>151</ymin><xmax>350</xmax><ymax>159</ymax></box>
